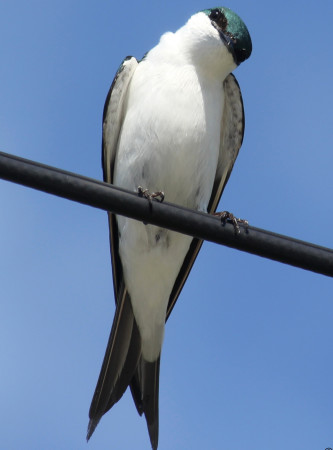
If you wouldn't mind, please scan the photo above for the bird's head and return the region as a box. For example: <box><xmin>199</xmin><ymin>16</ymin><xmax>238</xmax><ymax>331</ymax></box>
<box><xmin>203</xmin><ymin>7</ymin><xmax>252</xmax><ymax>65</ymax></box>
<box><xmin>176</xmin><ymin>7</ymin><xmax>252</xmax><ymax>75</ymax></box>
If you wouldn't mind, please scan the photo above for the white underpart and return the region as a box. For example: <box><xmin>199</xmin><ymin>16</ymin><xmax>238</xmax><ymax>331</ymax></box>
<box><xmin>114</xmin><ymin>12</ymin><xmax>237</xmax><ymax>361</ymax></box>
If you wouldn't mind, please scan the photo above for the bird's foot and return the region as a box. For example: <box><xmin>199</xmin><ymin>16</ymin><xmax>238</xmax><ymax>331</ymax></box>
<box><xmin>214</xmin><ymin>211</ymin><xmax>248</xmax><ymax>235</ymax></box>
<box><xmin>137</xmin><ymin>186</ymin><xmax>165</xmax><ymax>203</ymax></box>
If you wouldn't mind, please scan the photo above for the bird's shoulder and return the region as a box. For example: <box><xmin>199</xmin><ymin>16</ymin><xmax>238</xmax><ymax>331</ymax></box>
<box><xmin>102</xmin><ymin>56</ymin><xmax>138</xmax><ymax>183</ymax></box>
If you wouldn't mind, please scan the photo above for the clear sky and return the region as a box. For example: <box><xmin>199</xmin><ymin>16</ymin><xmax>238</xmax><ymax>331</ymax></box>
<box><xmin>1</xmin><ymin>1</ymin><xmax>333</xmax><ymax>449</ymax></box>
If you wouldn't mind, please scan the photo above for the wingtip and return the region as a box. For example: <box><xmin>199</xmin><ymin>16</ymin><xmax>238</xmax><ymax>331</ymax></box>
<box><xmin>141</xmin><ymin>358</ymin><xmax>160</xmax><ymax>450</ymax></box>
<box><xmin>147</xmin><ymin>420</ymin><xmax>159</xmax><ymax>450</ymax></box>
<box><xmin>86</xmin><ymin>418</ymin><xmax>99</xmax><ymax>442</ymax></box>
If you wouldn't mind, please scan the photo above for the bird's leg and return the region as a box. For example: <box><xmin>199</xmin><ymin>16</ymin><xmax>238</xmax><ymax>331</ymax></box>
<box><xmin>137</xmin><ymin>186</ymin><xmax>165</xmax><ymax>203</ymax></box>
<box><xmin>214</xmin><ymin>211</ymin><xmax>248</xmax><ymax>235</ymax></box>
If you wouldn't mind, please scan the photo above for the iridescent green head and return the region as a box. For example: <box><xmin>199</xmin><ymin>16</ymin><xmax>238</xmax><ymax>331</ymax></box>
<box><xmin>203</xmin><ymin>7</ymin><xmax>252</xmax><ymax>65</ymax></box>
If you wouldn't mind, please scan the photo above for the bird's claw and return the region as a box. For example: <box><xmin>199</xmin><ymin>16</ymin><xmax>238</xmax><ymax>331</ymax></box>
<box><xmin>138</xmin><ymin>186</ymin><xmax>165</xmax><ymax>203</ymax></box>
<box><xmin>214</xmin><ymin>210</ymin><xmax>248</xmax><ymax>235</ymax></box>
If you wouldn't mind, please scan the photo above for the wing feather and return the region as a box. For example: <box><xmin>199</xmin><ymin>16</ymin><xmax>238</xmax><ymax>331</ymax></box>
<box><xmin>88</xmin><ymin>56</ymin><xmax>142</xmax><ymax>438</ymax></box>
<box><xmin>166</xmin><ymin>73</ymin><xmax>245</xmax><ymax>318</ymax></box>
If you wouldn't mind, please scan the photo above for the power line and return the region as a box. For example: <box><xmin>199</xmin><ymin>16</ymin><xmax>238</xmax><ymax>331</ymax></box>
<box><xmin>1</xmin><ymin>150</ymin><xmax>333</xmax><ymax>277</ymax></box>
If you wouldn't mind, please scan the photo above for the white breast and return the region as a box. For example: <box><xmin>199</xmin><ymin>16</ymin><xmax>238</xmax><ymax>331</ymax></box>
<box><xmin>114</xmin><ymin>48</ymin><xmax>225</xmax><ymax>361</ymax></box>
<box><xmin>115</xmin><ymin>58</ymin><xmax>224</xmax><ymax>210</ymax></box>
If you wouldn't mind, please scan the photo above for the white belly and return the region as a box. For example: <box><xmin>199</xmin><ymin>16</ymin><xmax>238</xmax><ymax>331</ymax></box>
<box><xmin>114</xmin><ymin>61</ymin><xmax>224</xmax><ymax>361</ymax></box>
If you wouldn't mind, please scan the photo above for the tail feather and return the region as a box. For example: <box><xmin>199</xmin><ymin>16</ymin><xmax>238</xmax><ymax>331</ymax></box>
<box><xmin>105</xmin><ymin>319</ymin><xmax>141</xmax><ymax>411</ymax></box>
<box><xmin>129</xmin><ymin>368</ymin><xmax>144</xmax><ymax>416</ymax></box>
<box><xmin>140</xmin><ymin>357</ymin><xmax>161</xmax><ymax>450</ymax></box>
<box><xmin>87</xmin><ymin>289</ymin><xmax>161</xmax><ymax>449</ymax></box>
<box><xmin>87</xmin><ymin>292</ymin><xmax>140</xmax><ymax>440</ymax></box>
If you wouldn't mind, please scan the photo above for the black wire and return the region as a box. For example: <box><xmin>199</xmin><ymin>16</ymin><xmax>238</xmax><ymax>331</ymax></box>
<box><xmin>1</xmin><ymin>150</ymin><xmax>333</xmax><ymax>277</ymax></box>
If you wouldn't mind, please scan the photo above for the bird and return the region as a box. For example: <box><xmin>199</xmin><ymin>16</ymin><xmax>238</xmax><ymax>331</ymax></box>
<box><xmin>87</xmin><ymin>6</ymin><xmax>252</xmax><ymax>449</ymax></box>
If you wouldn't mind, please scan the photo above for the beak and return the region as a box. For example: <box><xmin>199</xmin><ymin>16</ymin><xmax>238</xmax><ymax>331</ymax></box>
<box><xmin>211</xmin><ymin>21</ymin><xmax>239</xmax><ymax>65</ymax></box>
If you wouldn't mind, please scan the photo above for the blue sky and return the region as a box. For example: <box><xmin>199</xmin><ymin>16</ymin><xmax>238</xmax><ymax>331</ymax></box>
<box><xmin>1</xmin><ymin>1</ymin><xmax>333</xmax><ymax>449</ymax></box>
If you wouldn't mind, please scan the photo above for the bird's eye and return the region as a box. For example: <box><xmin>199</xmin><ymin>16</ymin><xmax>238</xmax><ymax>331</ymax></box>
<box><xmin>209</xmin><ymin>9</ymin><xmax>221</xmax><ymax>20</ymax></box>
<box><xmin>209</xmin><ymin>9</ymin><xmax>228</xmax><ymax>31</ymax></box>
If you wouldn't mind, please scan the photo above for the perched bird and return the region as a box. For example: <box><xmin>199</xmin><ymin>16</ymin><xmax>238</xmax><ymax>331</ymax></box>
<box><xmin>88</xmin><ymin>6</ymin><xmax>252</xmax><ymax>449</ymax></box>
